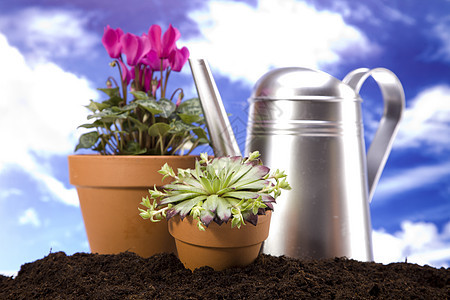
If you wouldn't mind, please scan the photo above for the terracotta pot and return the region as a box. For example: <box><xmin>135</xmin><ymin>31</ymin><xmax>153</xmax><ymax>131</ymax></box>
<box><xmin>168</xmin><ymin>211</ymin><xmax>272</xmax><ymax>271</ymax></box>
<box><xmin>68</xmin><ymin>155</ymin><xmax>197</xmax><ymax>257</ymax></box>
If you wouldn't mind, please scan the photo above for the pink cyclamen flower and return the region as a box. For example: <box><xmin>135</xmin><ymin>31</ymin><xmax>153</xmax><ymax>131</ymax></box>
<box><xmin>118</xmin><ymin>60</ymin><xmax>131</xmax><ymax>85</ymax></box>
<box><xmin>143</xmin><ymin>50</ymin><xmax>169</xmax><ymax>71</ymax></box>
<box><xmin>143</xmin><ymin>67</ymin><xmax>153</xmax><ymax>93</ymax></box>
<box><xmin>102</xmin><ymin>25</ymin><xmax>124</xmax><ymax>59</ymax></box>
<box><xmin>161</xmin><ymin>24</ymin><xmax>180</xmax><ymax>58</ymax></box>
<box><xmin>169</xmin><ymin>47</ymin><xmax>189</xmax><ymax>72</ymax></box>
<box><xmin>148</xmin><ymin>25</ymin><xmax>162</xmax><ymax>57</ymax></box>
<box><xmin>148</xmin><ymin>24</ymin><xmax>181</xmax><ymax>59</ymax></box>
<box><xmin>120</xmin><ymin>33</ymin><xmax>151</xmax><ymax>66</ymax></box>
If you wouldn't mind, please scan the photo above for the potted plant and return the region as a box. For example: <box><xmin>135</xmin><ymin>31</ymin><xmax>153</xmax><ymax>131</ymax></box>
<box><xmin>68</xmin><ymin>24</ymin><xmax>209</xmax><ymax>258</ymax></box>
<box><xmin>139</xmin><ymin>151</ymin><xmax>291</xmax><ymax>270</ymax></box>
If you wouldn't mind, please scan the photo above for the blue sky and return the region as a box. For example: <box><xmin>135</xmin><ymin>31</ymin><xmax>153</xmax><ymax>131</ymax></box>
<box><xmin>0</xmin><ymin>0</ymin><xmax>449</xmax><ymax>274</ymax></box>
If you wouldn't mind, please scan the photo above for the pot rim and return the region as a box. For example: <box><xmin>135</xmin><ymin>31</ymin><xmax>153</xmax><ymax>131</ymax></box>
<box><xmin>168</xmin><ymin>211</ymin><xmax>272</xmax><ymax>248</ymax></box>
<box><xmin>68</xmin><ymin>154</ymin><xmax>199</xmax><ymax>188</ymax></box>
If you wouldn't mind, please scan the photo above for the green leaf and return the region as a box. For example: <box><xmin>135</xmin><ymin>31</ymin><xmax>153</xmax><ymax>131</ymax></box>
<box><xmin>159</xmin><ymin>192</ymin><xmax>200</xmax><ymax>205</ymax></box>
<box><xmin>158</xmin><ymin>163</ymin><xmax>176</xmax><ymax>180</ymax></box>
<box><xmin>222</xmin><ymin>191</ymin><xmax>259</xmax><ymax>200</ymax></box>
<box><xmin>128</xmin><ymin>116</ymin><xmax>149</xmax><ymax>132</ymax></box>
<box><xmin>124</xmin><ymin>142</ymin><xmax>147</xmax><ymax>155</ymax></box>
<box><xmin>204</xmin><ymin>195</ymin><xmax>219</xmax><ymax>212</ymax></box>
<box><xmin>131</xmin><ymin>91</ymin><xmax>149</xmax><ymax>100</ymax></box>
<box><xmin>163</xmin><ymin>183</ymin><xmax>206</xmax><ymax>194</ymax></box>
<box><xmin>227</xmin><ymin>164</ymin><xmax>253</xmax><ymax>186</ymax></box>
<box><xmin>176</xmin><ymin>98</ymin><xmax>203</xmax><ymax>115</ymax></box>
<box><xmin>85</xmin><ymin>100</ymin><xmax>109</xmax><ymax>112</ymax></box>
<box><xmin>195</xmin><ymin>160</ymin><xmax>205</xmax><ymax>178</ymax></box>
<box><xmin>231</xmin><ymin>166</ymin><xmax>270</xmax><ymax>189</ymax></box>
<box><xmin>190</xmin><ymin>203</ymin><xmax>204</xmax><ymax>220</ymax></box>
<box><xmin>179</xmin><ymin>177</ymin><xmax>204</xmax><ymax>189</ymax></box>
<box><xmin>193</xmin><ymin>128</ymin><xmax>209</xmax><ymax>140</ymax></box>
<box><xmin>121</xmin><ymin>102</ymin><xmax>138</xmax><ymax>112</ymax></box>
<box><xmin>87</xmin><ymin>107</ymin><xmax>126</xmax><ymax>122</ymax></box>
<box><xmin>77</xmin><ymin>120</ymin><xmax>106</xmax><ymax>129</ymax></box>
<box><xmin>135</xmin><ymin>99</ymin><xmax>162</xmax><ymax>115</ymax></box>
<box><xmin>216</xmin><ymin>197</ymin><xmax>231</xmax><ymax>221</ymax></box>
<box><xmin>149</xmin><ymin>186</ymin><xmax>167</xmax><ymax>199</ymax></box>
<box><xmin>158</xmin><ymin>98</ymin><xmax>176</xmax><ymax>118</ymax></box>
<box><xmin>231</xmin><ymin>214</ymin><xmax>243</xmax><ymax>229</ymax></box>
<box><xmin>169</xmin><ymin>120</ymin><xmax>196</xmax><ymax>134</ymax></box>
<box><xmin>103</xmin><ymin>95</ymin><xmax>123</xmax><ymax>107</ymax></box>
<box><xmin>199</xmin><ymin>176</ymin><xmax>214</xmax><ymax>194</ymax></box>
<box><xmin>205</xmin><ymin>163</ymin><xmax>216</xmax><ymax>179</ymax></box>
<box><xmin>212</xmin><ymin>178</ymin><xmax>221</xmax><ymax>193</ymax></box>
<box><xmin>98</xmin><ymin>87</ymin><xmax>120</xmax><ymax>97</ymax></box>
<box><xmin>172</xmin><ymin>195</ymin><xmax>207</xmax><ymax>217</ymax></box>
<box><xmin>75</xmin><ymin>131</ymin><xmax>99</xmax><ymax>151</ymax></box>
<box><xmin>148</xmin><ymin>122</ymin><xmax>171</xmax><ymax>137</ymax></box>
<box><xmin>140</xmin><ymin>195</ymin><xmax>153</xmax><ymax>209</ymax></box>
<box><xmin>200</xmin><ymin>209</ymin><xmax>215</xmax><ymax>225</ymax></box>
<box><xmin>178</xmin><ymin>113</ymin><xmax>202</xmax><ymax>124</ymax></box>
<box><xmin>233</xmin><ymin>181</ymin><xmax>266</xmax><ymax>191</ymax></box>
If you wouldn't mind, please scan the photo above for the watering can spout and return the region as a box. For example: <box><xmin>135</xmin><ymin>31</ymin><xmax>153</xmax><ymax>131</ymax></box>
<box><xmin>189</xmin><ymin>58</ymin><xmax>241</xmax><ymax>157</ymax></box>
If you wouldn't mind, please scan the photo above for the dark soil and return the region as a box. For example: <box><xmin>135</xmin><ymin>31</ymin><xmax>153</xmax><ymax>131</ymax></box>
<box><xmin>0</xmin><ymin>251</ymin><xmax>448</xmax><ymax>299</ymax></box>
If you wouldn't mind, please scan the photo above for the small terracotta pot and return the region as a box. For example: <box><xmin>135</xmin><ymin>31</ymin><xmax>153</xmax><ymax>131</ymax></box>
<box><xmin>168</xmin><ymin>211</ymin><xmax>272</xmax><ymax>271</ymax></box>
<box><xmin>68</xmin><ymin>155</ymin><xmax>197</xmax><ymax>257</ymax></box>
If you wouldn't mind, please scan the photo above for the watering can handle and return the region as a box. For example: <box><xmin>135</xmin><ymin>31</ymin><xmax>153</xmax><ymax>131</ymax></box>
<box><xmin>343</xmin><ymin>68</ymin><xmax>405</xmax><ymax>202</ymax></box>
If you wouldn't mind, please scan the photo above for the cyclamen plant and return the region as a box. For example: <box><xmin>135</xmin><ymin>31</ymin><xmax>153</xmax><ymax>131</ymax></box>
<box><xmin>76</xmin><ymin>24</ymin><xmax>208</xmax><ymax>155</ymax></box>
<box><xmin>139</xmin><ymin>151</ymin><xmax>291</xmax><ymax>231</ymax></box>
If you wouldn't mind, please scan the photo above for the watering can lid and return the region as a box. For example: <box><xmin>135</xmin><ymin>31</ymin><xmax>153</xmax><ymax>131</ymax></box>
<box><xmin>250</xmin><ymin>67</ymin><xmax>359</xmax><ymax>101</ymax></box>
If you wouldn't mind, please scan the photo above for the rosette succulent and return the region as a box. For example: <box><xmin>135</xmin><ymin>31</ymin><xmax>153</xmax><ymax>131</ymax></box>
<box><xmin>139</xmin><ymin>151</ymin><xmax>291</xmax><ymax>230</ymax></box>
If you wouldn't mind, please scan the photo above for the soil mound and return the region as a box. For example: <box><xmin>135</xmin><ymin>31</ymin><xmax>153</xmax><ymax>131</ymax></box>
<box><xmin>1</xmin><ymin>251</ymin><xmax>448</xmax><ymax>299</ymax></box>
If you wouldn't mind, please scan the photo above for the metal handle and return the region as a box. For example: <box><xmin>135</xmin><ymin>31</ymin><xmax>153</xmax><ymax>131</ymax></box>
<box><xmin>343</xmin><ymin>68</ymin><xmax>405</xmax><ymax>202</ymax></box>
<box><xmin>189</xmin><ymin>58</ymin><xmax>241</xmax><ymax>157</ymax></box>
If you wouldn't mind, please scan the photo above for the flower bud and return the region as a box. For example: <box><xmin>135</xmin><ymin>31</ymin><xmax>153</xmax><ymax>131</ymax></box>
<box><xmin>151</xmin><ymin>79</ymin><xmax>158</xmax><ymax>97</ymax></box>
<box><xmin>176</xmin><ymin>90</ymin><xmax>184</xmax><ymax>107</ymax></box>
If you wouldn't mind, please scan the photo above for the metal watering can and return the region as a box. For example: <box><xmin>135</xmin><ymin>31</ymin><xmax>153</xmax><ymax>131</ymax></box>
<box><xmin>190</xmin><ymin>60</ymin><xmax>405</xmax><ymax>261</ymax></box>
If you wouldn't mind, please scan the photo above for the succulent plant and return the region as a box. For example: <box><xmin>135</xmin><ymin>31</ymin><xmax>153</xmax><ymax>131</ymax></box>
<box><xmin>139</xmin><ymin>151</ymin><xmax>291</xmax><ymax>230</ymax></box>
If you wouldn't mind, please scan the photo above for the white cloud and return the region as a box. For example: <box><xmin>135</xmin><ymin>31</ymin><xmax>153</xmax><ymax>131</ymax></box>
<box><xmin>394</xmin><ymin>85</ymin><xmax>450</xmax><ymax>151</ymax></box>
<box><xmin>0</xmin><ymin>7</ymin><xmax>98</xmax><ymax>62</ymax></box>
<box><xmin>331</xmin><ymin>1</ymin><xmax>415</xmax><ymax>26</ymax></box>
<box><xmin>429</xmin><ymin>16</ymin><xmax>450</xmax><ymax>62</ymax></box>
<box><xmin>367</xmin><ymin>84</ymin><xmax>450</xmax><ymax>201</ymax></box>
<box><xmin>187</xmin><ymin>0</ymin><xmax>378</xmax><ymax>84</ymax></box>
<box><xmin>35</xmin><ymin>172</ymin><xmax>80</xmax><ymax>207</ymax></box>
<box><xmin>377</xmin><ymin>3</ymin><xmax>415</xmax><ymax>26</ymax></box>
<box><xmin>375</xmin><ymin>161</ymin><xmax>450</xmax><ymax>199</ymax></box>
<box><xmin>0</xmin><ymin>33</ymin><xmax>97</xmax><ymax>206</ymax></box>
<box><xmin>18</xmin><ymin>208</ymin><xmax>41</xmax><ymax>228</ymax></box>
<box><xmin>0</xmin><ymin>189</ymin><xmax>23</xmax><ymax>200</ymax></box>
<box><xmin>373</xmin><ymin>220</ymin><xmax>450</xmax><ymax>268</ymax></box>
